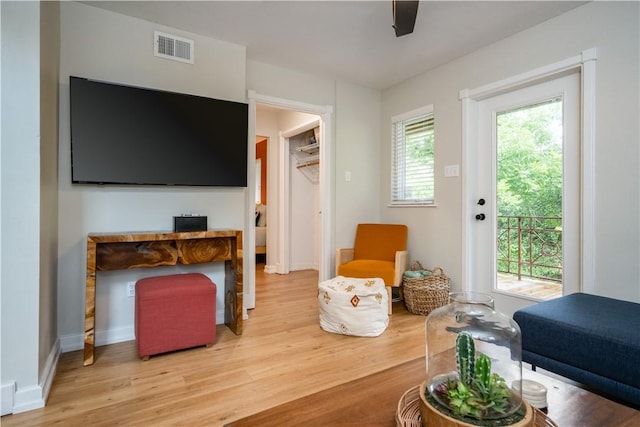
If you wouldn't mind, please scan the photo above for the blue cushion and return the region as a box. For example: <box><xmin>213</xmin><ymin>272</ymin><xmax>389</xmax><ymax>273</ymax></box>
<box><xmin>514</xmin><ymin>293</ymin><xmax>640</xmax><ymax>406</ymax></box>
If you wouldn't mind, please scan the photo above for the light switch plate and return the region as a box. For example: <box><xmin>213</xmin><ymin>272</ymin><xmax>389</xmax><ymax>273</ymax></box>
<box><xmin>444</xmin><ymin>165</ymin><xmax>459</xmax><ymax>177</ymax></box>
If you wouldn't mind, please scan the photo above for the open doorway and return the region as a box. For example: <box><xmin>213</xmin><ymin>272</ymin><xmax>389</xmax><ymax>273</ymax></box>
<box><xmin>255</xmin><ymin>136</ymin><xmax>268</xmax><ymax>266</ymax></box>
<box><xmin>254</xmin><ymin>105</ymin><xmax>320</xmax><ymax>276</ymax></box>
<box><xmin>244</xmin><ymin>91</ymin><xmax>333</xmax><ymax>312</ymax></box>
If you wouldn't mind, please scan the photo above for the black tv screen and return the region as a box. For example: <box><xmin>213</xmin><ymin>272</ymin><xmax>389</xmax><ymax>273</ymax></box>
<box><xmin>69</xmin><ymin>76</ymin><xmax>248</xmax><ymax>186</ymax></box>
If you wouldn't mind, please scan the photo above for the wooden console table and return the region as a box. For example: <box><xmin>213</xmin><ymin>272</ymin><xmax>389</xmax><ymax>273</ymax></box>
<box><xmin>83</xmin><ymin>229</ymin><xmax>243</xmax><ymax>366</ymax></box>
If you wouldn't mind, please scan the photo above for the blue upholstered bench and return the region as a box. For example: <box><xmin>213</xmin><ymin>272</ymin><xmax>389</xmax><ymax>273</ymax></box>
<box><xmin>513</xmin><ymin>293</ymin><xmax>640</xmax><ymax>407</ymax></box>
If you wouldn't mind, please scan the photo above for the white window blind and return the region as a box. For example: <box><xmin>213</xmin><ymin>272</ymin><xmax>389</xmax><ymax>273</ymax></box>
<box><xmin>391</xmin><ymin>106</ymin><xmax>435</xmax><ymax>205</ymax></box>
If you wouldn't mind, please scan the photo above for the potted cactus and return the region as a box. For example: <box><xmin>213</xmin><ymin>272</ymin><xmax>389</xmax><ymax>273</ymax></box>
<box><xmin>419</xmin><ymin>332</ymin><xmax>534</xmax><ymax>427</ymax></box>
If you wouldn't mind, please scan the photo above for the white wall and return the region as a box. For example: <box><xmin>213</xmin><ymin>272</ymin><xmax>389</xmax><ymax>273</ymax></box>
<box><xmin>38</xmin><ymin>0</ymin><xmax>60</xmax><ymax>405</ymax></box>
<box><xmin>334</xmin><ymin>81</ymin><xmax>382</xmax><ymax>250</ymax></box>
<box><xmin>1</xmin><ymin>1</ymin><xmax>41</xmax><ymax>413</ymax></box>
<box><xmin>1</xmin><ymin>0</ymin><xmax>60</xmax><ymax>415</ymax></box>
<box><xmin>381</xmin><ymin>1</ymin><xmax>640</xmax><ymax>302</ymax></box>
<box><xmin>248</xmin><ymin>60</ymin><xmax>335</xmax><ymax>109</ymax></box>
<box><xmin>57</xmin><ymin>2</ymin><xmax>247</xmax><ymax>351</ymax></box>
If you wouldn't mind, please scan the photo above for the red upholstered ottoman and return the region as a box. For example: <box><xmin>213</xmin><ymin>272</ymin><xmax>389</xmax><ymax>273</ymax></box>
<box><xmin>135</xmin><ymin>273</ymin><xmax>216</xmax><ymax>360</ymax></box>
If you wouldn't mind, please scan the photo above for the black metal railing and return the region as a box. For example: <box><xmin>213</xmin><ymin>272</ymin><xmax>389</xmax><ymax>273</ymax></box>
<box><xmin>496</xmin><ymin>215</ymin><xmax>562</xmax><ymax>283</ymax></box>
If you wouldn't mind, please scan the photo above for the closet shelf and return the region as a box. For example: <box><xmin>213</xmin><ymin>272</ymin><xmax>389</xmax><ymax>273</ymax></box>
<box><xmin>296</xmin><ymin>143</ymin><xmax>319</xmax><ymax>155</ymax></box>
<box><xmin>291</xmin><ymin>128</ymin><xmax>320</xmax><ymax>183</ymax></box>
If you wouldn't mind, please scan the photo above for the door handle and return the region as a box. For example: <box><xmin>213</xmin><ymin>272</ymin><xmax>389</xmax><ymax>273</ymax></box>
<box><xmin>476</xmin><ymin>198</ymin><xmax>486</xmax><ymax>220</ymax></box>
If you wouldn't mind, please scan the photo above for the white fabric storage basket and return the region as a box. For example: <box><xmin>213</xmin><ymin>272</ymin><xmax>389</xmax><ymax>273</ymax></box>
<box><xmin>318</xmin><ymin>276</ymin><xmax>389</xmax><ymax>337</ymax></box>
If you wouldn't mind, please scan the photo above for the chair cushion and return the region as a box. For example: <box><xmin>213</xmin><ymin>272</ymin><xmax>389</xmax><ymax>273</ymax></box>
<box><xmin>337</xmin><ymin>259</ymin><xmax>395</xmax><ymax>285</ymax></box>
<box><xmin>353</xmin><ymin>224</ymin><xmax>407</xmax><ymax>262</ymax></box>
<box><xmin>318</xmin><ymin>276</ymin><xmax>388</xmax><ymax>337</ymax></box>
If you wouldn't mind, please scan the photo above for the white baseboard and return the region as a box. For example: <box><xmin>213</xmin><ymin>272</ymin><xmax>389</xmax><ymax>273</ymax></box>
<box><xmin>40</xmin><ymin>338</ymin><xmax>61</xmax><ymax>407</ymax></box>
<box><xmin>59</xmin><ymin>326</ymin><xmax>135</xmax><ymax>352</ymax></box>
<box><xmin>8</xmin><ymin>338</ymin><xmax>61</xmax><ymax>414</ymax></box>
<box><xmin>290</xmin><ymin>262</ymin><xmax>315</xmax><ymax>271</ymax></box>
<box><xmin>263</xmin><ymin>263</ymin><xmax>316</xmax><ymax>274</ymax></box>
<box><xmin>11</xmin><ymin>384</ymin><xmax>43</xmax><ymax>414</ymax></box>
<box><xmin>1</xmin><ymin>382</ymin><xmax>16</xmax><ymax>416</ymax></box>
<box><xmin>60</xmin><ymin>313</ymin><xmax>225</xmax><ymax>353</ymax></box>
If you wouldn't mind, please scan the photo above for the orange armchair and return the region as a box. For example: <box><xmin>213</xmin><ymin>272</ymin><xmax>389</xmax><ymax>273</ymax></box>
<box><xmin>335</xmin><ymin>224</ymin><xmax>409</xmax><ymax>314</ymax></box>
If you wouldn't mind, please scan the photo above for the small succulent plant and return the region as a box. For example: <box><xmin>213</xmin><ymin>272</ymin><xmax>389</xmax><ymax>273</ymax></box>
<box><xmin>438</xmin><ymin>332</ymin><xmax>514</xmax><ymax>420</ymax></box>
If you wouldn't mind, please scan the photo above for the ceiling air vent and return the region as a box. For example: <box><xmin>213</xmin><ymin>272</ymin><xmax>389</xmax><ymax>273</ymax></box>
<box><xmin>154</xmin><ymin>31</ymin><xmax>194</xmax><ymax>64</ymax></box>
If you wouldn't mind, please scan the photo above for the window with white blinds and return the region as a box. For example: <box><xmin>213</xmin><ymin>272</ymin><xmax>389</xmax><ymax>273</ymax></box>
<box><xmin>391</xmin><ymin>105</ymin><xmax>435</xmax><ymax>206</ymax></box>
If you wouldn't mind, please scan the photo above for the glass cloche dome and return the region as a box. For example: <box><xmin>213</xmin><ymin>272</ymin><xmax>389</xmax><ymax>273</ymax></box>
<box><xmin>424</xmin><ymin>292</ymin><xmax>524</xmax><ymax>422</ymax></box>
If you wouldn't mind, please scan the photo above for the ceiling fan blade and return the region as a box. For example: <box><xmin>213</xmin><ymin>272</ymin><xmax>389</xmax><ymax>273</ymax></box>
<box><xmin>392</xmin><ymin>0</ymin><xmax>420</xmax><ymax>37</ymax></box>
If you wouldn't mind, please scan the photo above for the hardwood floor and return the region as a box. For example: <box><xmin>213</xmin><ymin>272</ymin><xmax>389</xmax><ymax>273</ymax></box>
<box><xmin>1</xmin><ymin>266</ymin><xmax>426</xmax><ymax>426</ymax></box>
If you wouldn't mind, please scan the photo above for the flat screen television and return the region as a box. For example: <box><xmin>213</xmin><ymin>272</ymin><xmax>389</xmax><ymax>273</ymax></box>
<box><xmin>69</xmin><ymin>76</ymin><xmax>248</xmax><ymax>186</ymax></box>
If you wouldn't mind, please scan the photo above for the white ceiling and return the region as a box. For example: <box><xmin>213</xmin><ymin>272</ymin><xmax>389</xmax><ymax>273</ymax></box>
<box><xmin>82</xmin><ymin>1</ymin><xmax>587</xmax><ymax>90</ymax></box>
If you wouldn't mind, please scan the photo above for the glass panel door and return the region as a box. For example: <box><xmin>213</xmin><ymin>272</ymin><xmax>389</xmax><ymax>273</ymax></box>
<box><xmin>473</xmin><ymin>72</ymin><xmax>580</xmax><ymax>315</ymax></box>
<box><xmin>495</xmin><ymin>99</ymin><xmax>564</xmax><ymax>300</ymax></box>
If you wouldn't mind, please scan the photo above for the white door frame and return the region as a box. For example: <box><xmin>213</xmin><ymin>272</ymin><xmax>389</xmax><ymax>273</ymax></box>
<box><xmin>459</xmin><ymin>48</ymin><xmax>597</xmax><ymax>295</ymax></box>
<box><xmin>246</xmin><ymin>90</ymin><xmax>334</xmax><ymax>311</ymax></box>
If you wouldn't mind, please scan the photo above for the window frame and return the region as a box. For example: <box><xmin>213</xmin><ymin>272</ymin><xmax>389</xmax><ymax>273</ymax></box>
<box><xmin>389</xmin><ymin>104</ymin><xmax>436</xmax><ymax>207</ymax></box>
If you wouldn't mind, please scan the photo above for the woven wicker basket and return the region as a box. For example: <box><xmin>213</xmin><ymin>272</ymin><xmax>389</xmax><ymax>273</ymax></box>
<box><xmin>396</xmin><ymin>385</ymin><xmax>422</xmax><ymax>427</ymax></box>
<box><xmin>403</xmin><ymin>262</ymin><xmax>450</xmax><ymax>316</ymax></box>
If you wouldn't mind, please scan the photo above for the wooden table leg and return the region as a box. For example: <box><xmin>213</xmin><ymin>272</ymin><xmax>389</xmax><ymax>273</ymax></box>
<box><xmin>224</xmin><ymin>232</ymin><xmax>243</xmax><ymax>335</ymax></box>
<box><xmin>84</xmin><ymin>238</ymin><xmax>97</xmax><ymax>366</ymax></box>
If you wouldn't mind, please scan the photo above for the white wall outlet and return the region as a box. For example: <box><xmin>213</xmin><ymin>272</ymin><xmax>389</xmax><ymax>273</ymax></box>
<box><xmin>127</xmin><ymin>282</ymin><xmax>136</xmax><ymax>297</ymax></box>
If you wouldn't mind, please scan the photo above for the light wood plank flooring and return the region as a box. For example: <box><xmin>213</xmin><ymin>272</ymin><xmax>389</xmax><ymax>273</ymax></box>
<box><xmin>1</xmin><ymin>267</ymin><xmax>426</xmax><ymax>426</ymax></box>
